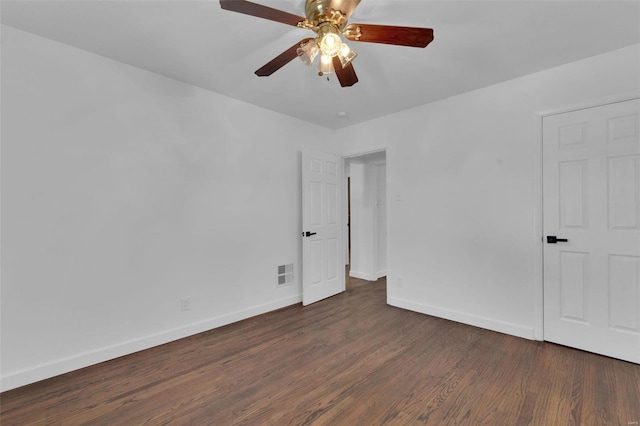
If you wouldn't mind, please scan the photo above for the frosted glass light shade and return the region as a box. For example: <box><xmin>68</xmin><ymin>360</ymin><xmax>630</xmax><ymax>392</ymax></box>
<box><xmin>318</xmin><ymin>54</ymin><xmax>335</xmax><ymax>75</ymax></box>
<box><xmin>296</xmin><ymin>40</ymin><xmax>319</xmax><ymax>66</ymax></box>
<box><xmin>319</xmin><ymin>33</ymin><xmax>342</xmax><ymax>57</ymax></box>
<box><xmin>337</xmin><ymin>43</ymin><xmax>357</xmax><ymax>68</ymax></box>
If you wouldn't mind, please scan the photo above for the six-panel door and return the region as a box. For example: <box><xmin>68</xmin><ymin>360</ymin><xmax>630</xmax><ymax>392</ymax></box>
<box><xmin>302</xmin><ymin>151</ymin><xmax>344</xmax><ymax>306</ymax></box>
<box><xmin>543</xmin><ymin>99</ymin><xmax>640</xmax><ymax>363</ymax></box>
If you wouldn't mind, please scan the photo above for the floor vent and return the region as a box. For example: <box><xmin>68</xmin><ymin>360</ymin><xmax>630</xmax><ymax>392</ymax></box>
<box><xmin>277</xmin><ymin>264</ymin><xmax>294</xmax><ymax>285</ymax></box>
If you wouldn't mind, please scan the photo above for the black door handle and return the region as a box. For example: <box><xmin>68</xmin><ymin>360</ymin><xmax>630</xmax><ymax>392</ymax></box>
<box><xmin>302</xmin><ymin>231</ymin><xmax>317</xmax><ymax>237</ymax></box>
<box><xmin>547</xmin><ymin>236</ymin><xmax>568</xmax><ymax>244</ymax></box>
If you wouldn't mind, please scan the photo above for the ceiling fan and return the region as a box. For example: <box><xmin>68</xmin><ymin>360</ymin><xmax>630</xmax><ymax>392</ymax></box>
<box><xmin>219</xmin><ymin>0</ymin><xmax>434</xmax><ymax>87</ymax></box>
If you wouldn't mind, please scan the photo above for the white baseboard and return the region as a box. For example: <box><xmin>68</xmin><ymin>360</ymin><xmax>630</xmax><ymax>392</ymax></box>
<box><xmin>349</xmin><ymin>270</ymin><xmax>377</xmax><ymax>281</ymax></box>
<box><xmin>388</xmin><ymin>297</ymin><xmax>535</xmax><ymax>340</ymax></box>
<box><xmin>376</xmin><ymin>270</ymin><xmax>387</xmax><ymax>279</ymax></box>
<box><xmin>0</xmin><ymin>294</ymin><xmax>302</xmax><ymax>392</ymax></box>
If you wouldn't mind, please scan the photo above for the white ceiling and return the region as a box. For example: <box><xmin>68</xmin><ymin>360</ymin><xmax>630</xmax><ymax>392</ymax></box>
<box><xmin>2</xmin><ymin>0</ymin><xmax>639</xmax><ymax>129</ymax></box>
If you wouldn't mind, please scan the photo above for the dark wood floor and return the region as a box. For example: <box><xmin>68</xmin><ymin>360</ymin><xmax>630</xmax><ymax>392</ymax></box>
<box><xmin>2</xmin><ymin>275</ymin><xmax>639</xmax><ymax>425</ymax></box>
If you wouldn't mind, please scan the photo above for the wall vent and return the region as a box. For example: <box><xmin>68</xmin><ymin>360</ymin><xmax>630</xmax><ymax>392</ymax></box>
<box><xmin>277</xmin><ymin>264</ymin><xmax>294</xmax><ymax>285</ymax></box>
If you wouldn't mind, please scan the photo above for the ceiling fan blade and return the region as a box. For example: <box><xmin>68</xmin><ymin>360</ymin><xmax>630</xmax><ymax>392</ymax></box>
<box><xmin>255</xmin><ymin>38</ymin><xmax>313</xmax><ymax>77</ymax></box>
<box><xmin>344</xmin><ymin>24</ymin><xmax>434</xmax><ymax>48</ymax></box>
<box><xmin>327</xmin><ymin>0</ymin><xmax>361</xmax><ymax>21</ymax></box>
<box><xmin>332</xmin><ymin>56</ymin><xmax>358</xmax><ymax>87</ymax></box>
<box><xmin>220</xmin><ymin>0</ymin><xmax>305</xmax><ymax>27</ymax></box>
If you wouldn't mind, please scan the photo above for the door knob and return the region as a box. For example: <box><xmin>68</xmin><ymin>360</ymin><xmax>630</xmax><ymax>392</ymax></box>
<box><xmin>302</xmin><ymin>231</ymin><xmax>317</xmax><ymax>237</ymax></box>
<box><xmin>547</xmin><ymin>236</ymin><xmax>568</xmax><ymax>244</ymax></box>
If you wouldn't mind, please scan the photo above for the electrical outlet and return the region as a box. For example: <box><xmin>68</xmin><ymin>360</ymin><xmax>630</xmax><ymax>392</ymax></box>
<box><xmin>180</xmin><ymin>297</ymin><xmax>191</xmax><ymax>312</ymax></box>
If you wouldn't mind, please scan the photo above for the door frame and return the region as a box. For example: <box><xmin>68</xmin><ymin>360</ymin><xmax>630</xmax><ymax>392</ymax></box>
<box><xmin>534</xmin><ymin>92</ymin><xmax>640</xmax><ymax>341</ymax></box>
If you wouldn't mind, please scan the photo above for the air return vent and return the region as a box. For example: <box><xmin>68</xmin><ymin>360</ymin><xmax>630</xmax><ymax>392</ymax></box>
<box><xmin>277</xmin><ymin>264</ymin><xmax>294</xmax><ymax>285</ymax></box>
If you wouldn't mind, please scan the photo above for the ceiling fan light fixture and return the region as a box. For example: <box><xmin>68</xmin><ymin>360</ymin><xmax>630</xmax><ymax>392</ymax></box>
<box><xmin>296</xmin><ymin>39</ymin><xmax>319</xmax><ymax>66</ymax></box>
<box><xmin>337</xmin><ymin>43</ymin><xmax>357</xmax><ymax>68</ymax></box>
<box><xmin>319</xmin><ymin>32</ymin><xmax>342</xmax><ymax>57</ymax></box>
<box><xmin>318</xmin><ymin>54</ymin><xmax>335</xmax><ymax>76</ymax></box>
<box><xmin>316</xmin><ymin>22</ymin><xmax>343</xmax><ymax>57</ymax></box>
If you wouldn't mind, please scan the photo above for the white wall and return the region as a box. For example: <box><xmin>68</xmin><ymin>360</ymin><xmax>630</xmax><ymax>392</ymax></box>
<box><xmin>0</xmin><ymin>26</ymin><xmax>332</xmax><ymax>391</ymax></box>
<box><xmin>348</xmin><ymin>162</ymin><xmax>371</xmax><ymax>278</ymax></box>
<box><xmin>2</xmin><ymin>23</ymin><xmax>638</xmax><ymax>391</ymax></box>
<box><xmin>349</xmin><ymin>160</ymin><xmax>386</xmax><ymax>281</ymax></box>
<box><xmin>336</xmin><ymin>44</ymin><xmax>640</xmax><ymax>340</ymax></box>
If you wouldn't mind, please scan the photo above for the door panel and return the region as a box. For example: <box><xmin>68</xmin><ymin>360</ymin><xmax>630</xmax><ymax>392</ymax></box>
<box><xmin>609</xmin><ymin>114</ymin><xmax>639</xmax><ymax>144</ymax></box>
<box><xmin>559</xmin><ymin>250</ymin><xmax>588</xmax><ymax>322</ymax></box>
<box><xmin>608</xmin><ymin>255</ymin><xmax>639</xmax><ymax>332</ymax></box>
<box><xmin>608</xmin><ymin>155</ymin><xmax>639</xmax><ymax>230</ymax></box>
<box><xmin>559</xmin><ymin>160</ymin><xmax>589</xmax><ymax>228</ymax></box>
<box><xmin>543</xmin><ymin>98</ymin><xmax>640</xmax><ymax>363</ymax></box>
<box><xmin>302</xmin><ymin>151</ymin><xmax>344</xmax><ymax>305</ymax></box>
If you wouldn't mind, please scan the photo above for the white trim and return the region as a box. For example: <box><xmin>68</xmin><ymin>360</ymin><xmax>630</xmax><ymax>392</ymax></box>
<box><xmin>538</xmin><ymin>92</ymin><xmax>640</xmax><ymax>118</ymax></box>
<box><xmin>338</xmin><ymin>156</ymin><xmax>346</xmax><ymax>294</ymax></box>
<box><xmin>343</xmin><ymin>148</ymin><xmax>386</xmax><ymax>160</ymax></box>
<box><xmin>344</xmin><ymin>161</ymin><xmax>350</xmax><ymax>266</ymax></box>
<box><xmin>388</xmin><ymin>297</ymin><xmax>536</xmax><ymax>340</ymax></box>
<box><xmin>0</xmin><ymin>294</ymin><xmax>301</xmax><ymax>392</ymax></box>
<box><xmin>532</xmin><ymin>114</ymin><xmax>544</xmax><ymax>340</ymax></box>
<box><xmin>373</xmin><ymin>162</ymin><xmax>386</xmax><ymax>279</ymax></box>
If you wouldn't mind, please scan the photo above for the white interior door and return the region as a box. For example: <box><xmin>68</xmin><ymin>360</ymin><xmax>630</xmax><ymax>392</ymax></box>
<box><xmin>543</xmin><ymin>98</ymin><xmax>640</xmax><ymax>363</ymax></box>
<box><xmin>302</xmin><ymin>150</ymin><xmax>345</xmax><ymax>305</ymax></box>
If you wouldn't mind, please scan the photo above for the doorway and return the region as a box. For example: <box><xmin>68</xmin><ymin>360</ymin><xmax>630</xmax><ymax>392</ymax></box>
<box><xmin>344</xmin><ymin>150</ymin><xmax>387</xmax><ymax>283</ymax></box>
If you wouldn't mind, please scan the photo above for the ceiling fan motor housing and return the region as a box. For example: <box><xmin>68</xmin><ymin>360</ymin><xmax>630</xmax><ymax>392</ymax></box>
<box><xmin>305</xmin><ymin>0</ymin><xmax>339</xmax><ymax>24</ymax></box>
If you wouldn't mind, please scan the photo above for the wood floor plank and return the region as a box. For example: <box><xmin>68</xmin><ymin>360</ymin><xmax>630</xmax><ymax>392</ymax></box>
<box><xmin>2</xmin><ymin>276</ymin><xmax>639</xmax><ymax>425</ymax></box>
